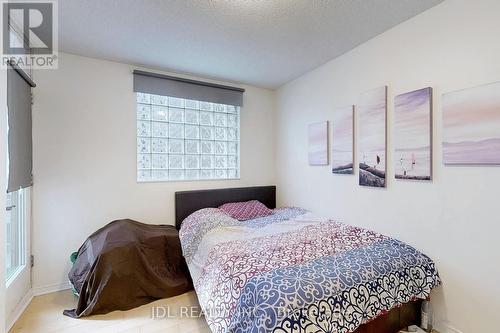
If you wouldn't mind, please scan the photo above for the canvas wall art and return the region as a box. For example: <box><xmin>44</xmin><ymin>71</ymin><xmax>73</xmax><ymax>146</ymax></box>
<box><xmin>394</xmin><ymin>87</ymin><xmax>433</xmax><ymax>180</ymax></box>
<box><xmin>308</xmin><ymin>121</ymin><xmax>328</xmax><ymax>165</ymax></box>
<box><xmin>358</xmin><ymin>86</ymin><xmax>387</xmax><ymax>187</ymax></box>
<box><xmin>443</xmin><ymin>81</ymin><xmax>500</xmax><ymax>165</ymax></box>
<box><xmin>332</xmin><ymin>106</ymin><xmax>354</xmax><ymax>174</ymax></box>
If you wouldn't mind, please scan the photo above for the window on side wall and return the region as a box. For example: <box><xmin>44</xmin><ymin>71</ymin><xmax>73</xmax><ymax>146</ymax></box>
<box><xmin>136</xmin><ymin>93</ymin><xmax>240</xmax><ymax>182</ymax></box>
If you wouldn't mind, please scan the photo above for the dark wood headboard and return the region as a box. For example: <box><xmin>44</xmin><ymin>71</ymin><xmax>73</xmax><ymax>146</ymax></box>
<box><xmin>175</xmin><ymin>186</ymin><xmax>276</xmax><ymax>229</ymax></box>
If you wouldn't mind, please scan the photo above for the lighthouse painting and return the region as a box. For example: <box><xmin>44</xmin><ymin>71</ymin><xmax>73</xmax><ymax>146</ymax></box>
<box><xmin>394</xmin><ymin>87</ymin><xmax>433</xmax><ymax>180</ymax></box>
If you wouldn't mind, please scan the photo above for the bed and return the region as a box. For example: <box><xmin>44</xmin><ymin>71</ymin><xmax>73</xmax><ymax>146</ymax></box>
<box><xmin>176</xmin><ymin>186</ymin><xmax>440</xmax><ymax>333</ymax></box>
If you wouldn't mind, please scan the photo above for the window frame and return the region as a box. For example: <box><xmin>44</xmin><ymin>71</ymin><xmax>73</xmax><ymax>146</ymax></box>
<box><xmin>5</xmin><ymin>187</ymin><xmax>27</xmax><ymax>286</ymax></box>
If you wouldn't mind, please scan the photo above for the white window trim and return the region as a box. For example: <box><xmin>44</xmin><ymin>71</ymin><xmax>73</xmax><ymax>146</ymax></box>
<box><xmin>5</xmin><ymin>187</ymin><xmax>28</xmax><ymax>287</ymax></box>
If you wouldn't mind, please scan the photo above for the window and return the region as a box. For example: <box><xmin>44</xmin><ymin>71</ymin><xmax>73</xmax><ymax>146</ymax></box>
<box><xmin>5</xmin><ymin>188</ymin><xmax>27</xmax><ymax>283</ymax></box>
<box><xmin>136</xmin><ymin>93</ymin><xmax>240</xmax><ymax>181</ymax></box>
<box><xmin>6</xmin><ymin>63</ymin><xmax>32</xmax><ymax>284</ymax></box>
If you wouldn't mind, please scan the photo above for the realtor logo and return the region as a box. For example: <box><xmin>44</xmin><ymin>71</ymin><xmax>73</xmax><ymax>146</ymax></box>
<box><xmin>1</xmin><ymin>0</ymin><xmax>58</xmax><ymax>69</ymax></box>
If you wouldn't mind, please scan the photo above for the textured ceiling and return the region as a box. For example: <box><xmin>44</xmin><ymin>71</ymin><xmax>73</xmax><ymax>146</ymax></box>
<box><xmin>59</xmin><ymin>0</ymin><xmax>443</xmax><ymax>88</ymax></box>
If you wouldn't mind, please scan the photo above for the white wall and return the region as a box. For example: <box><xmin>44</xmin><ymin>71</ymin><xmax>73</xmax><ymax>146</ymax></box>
<box><xmin>31</xmin><ymin>53</ymin><xmax>276</xmax><ymax>293</ymax></box>
<box><xmin>275</xmin><ymin>0</ymin><xmax>499</xmax><ymax>332</ymax></box>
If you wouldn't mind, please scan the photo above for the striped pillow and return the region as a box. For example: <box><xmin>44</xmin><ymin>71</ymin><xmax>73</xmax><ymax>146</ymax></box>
<box><xmin>219</xmin><ymin>200</ymin><xmax>273</xmax><ymax>221</ymax></box>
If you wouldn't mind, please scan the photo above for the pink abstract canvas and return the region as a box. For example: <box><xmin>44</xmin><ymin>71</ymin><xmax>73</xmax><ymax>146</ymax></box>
<box><xmin>394</xmin><ymin>87</ymin><xmax>432</xmax><ymax>180</ymax></box>
<box><xmin>332</xmin><ymin>106</ymin><xmax>354</xmax><ymax>174</ymax></box>
<box><xmin>308</xmin><ymin>121</ymin><xmax>328</xmax><ymax>165</ymax></box>
<box><xmin>358</xmin><ymin>86</ymin><xmax>387</xmax><ymax>187</ymax></box>
<box><xmin>443</xmin><ymin>81</ymin><xmax>500</xmax><ymax>165</ymax></box>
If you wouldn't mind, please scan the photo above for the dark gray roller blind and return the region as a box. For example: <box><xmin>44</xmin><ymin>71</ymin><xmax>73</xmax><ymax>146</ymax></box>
<box><xmin>7</xmin><ymin>64</ymin><xmax>35</xmax><ymax>193</ymax></box>
<box><xmin>133</xmin><ymin>70</ymin><xmax>244</xmax><ymax>107</ymax></box>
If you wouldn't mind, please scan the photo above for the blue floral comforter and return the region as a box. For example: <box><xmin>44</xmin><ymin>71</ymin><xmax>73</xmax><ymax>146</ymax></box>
<box><xmin>179</xmin><ymin>208</ymin><xmax>440</xmax><ymax>333</ymax></box>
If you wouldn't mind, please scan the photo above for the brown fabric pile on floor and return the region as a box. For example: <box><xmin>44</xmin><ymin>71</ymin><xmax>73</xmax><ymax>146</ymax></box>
<box><xmin>63</xmin><ymin>219</ymin><xmax>192</xmax><ymax>318</ymax></box>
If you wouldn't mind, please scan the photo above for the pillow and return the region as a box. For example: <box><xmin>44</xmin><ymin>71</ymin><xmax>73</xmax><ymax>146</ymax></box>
<box><xmin>219</xmin><ymin>200</ymin><xmax>273</xmax><ymax>221</ymax></box>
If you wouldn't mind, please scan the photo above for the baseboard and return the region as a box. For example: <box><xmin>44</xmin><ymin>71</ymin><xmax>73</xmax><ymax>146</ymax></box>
<box><xmin>6</xmin><ymin>283</ymin><xmax>72</xmax><ymax>331</ymax></box>
<box><xmin>32</xmin><ymin>281</ymin><xmax>71</xmax><ymax>296</ymax></box>
<box><xmin>434</xmin><ymin>323</ymin><xmax>464</xmax><ymax>333</ymax></box>
<box><xmin>6</xmin><ymin>289</ymin><xmax>34</xmax><ymax>332</ymax></box>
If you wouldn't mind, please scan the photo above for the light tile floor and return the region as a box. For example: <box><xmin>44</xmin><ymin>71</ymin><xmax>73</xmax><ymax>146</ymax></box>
<box><xmin>9</xmin><ymin>290</ymin><xmax>211</xmax><ymax>333</ymax></box>
<box><xmin>9</xmin><ymin>290</ymin><xmax>443</xmax><ymax>333</ymax></box>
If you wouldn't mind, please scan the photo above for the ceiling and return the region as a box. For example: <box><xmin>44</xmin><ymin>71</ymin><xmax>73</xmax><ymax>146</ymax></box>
<box><xmin>59</xmin><ymin>0</ymin><xmax>443</xmax><ymax>89</ymax></box>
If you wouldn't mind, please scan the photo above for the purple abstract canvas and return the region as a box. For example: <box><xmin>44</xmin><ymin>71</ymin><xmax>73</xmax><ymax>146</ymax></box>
<box><xmin>358</xmin><ymin>87</ymin><xmax>387</xmax><ymax>187</ymax></box>
<box><xmin>332</xmin><ymin>106</ymin><xmax>354</xmax><ymax>174</ymax></box>
<box><xmin>443</xmin><ymin>82</ymin><xmax>500</xmax><ymax>165</ymax></box>
<box><xmin>308</xmin><ymin>121</ymin><xmax>328</xmax><ymax>165</ymax></box>
<box><xmin>394</xmin><ymin>87</ymin><xmax>432</xmax><ymax>180</ymax></box>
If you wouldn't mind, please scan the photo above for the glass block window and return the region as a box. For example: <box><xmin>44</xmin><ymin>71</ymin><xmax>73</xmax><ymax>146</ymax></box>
<box><xmin>137</xmin><ymin>93</ymin><xmax>240</xmax><ymax>181</ymax></box>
